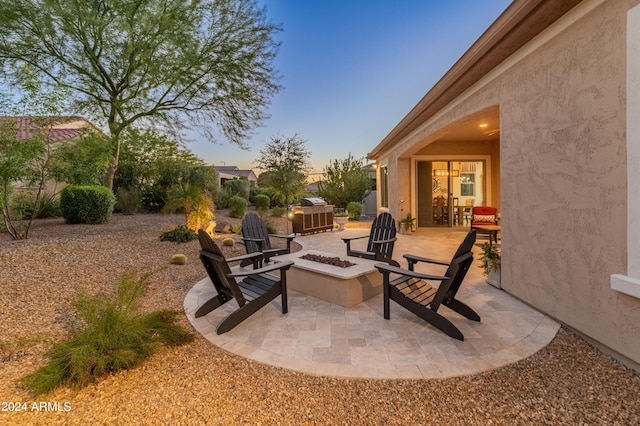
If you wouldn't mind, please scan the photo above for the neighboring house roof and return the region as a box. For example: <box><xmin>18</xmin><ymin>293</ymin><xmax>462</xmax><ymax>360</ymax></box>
<box><xmin>368</xmin><ymin>0</ymin><xmax>582</xmax><ymax>159</ymax></box>
<box><xmin>213</xmin><ymin>165</ymin><xmax>258</xmax><ymax>181</ymax></box>
<box><xmin>1</xmin><ymin>116</ymin><xmax>98</xmax><ymax>142</ymax></box>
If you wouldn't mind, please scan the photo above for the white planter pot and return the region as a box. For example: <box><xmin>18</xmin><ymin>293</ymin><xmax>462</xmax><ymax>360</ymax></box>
<box><xmin>334</xmin><ymin>217</ymin><xmax>348</xmax><ymax>231</ymax></box>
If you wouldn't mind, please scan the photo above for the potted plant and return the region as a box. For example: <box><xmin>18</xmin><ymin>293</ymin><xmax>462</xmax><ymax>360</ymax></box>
<box><xmin>398</xmin><ymin>213</ymin><xmax>416</xmax><ymax>234</ymax></box>
<box><xmin>334</xmin><ymin>211</ymin><xmax>349</xmax><ymax>231</ymax></box>
<box><xmin>479</xmin><ymin>242</ymin><xmax>501</xmax><ymax>288</ymax></box>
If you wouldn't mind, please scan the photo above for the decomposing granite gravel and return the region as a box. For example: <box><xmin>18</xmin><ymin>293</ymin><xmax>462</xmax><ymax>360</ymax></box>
<box><xmin>0</xmin><ymin>213</ymin><xmax>638</xmax><ymax>425</ymax></box>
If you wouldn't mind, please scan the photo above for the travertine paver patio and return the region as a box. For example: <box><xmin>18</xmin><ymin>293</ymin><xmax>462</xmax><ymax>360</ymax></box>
<box><xmin>184</xmin><ymin>228</ymin><xmax>560</xmax><ymax>379</ymax></box>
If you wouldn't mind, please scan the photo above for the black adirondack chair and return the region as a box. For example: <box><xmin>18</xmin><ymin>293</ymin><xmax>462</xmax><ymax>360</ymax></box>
<box><xmin>374</xmin><ymin>230</ymin><xmax>479</xmax><ymax>341</ymax></box>
<box><xmin>241</xmin><ymin>212</ymin><xmax>295</xmax><ymax>267</ymax></box>
<box><xmin>196</xmin><ymin>230</ymin><xmax>294</xmax><ymax>334</ymax></box>
<box><xmin>342</xmin><ymin>212</ymin><xmax>398</xmax><ymax>266</ymax></box>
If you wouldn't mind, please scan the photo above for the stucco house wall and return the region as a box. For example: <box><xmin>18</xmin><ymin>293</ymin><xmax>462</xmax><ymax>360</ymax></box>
<box><xmin>370</xmin><ymin>0</ymin><xmax>640</xmax><ymax>368</ymax></box>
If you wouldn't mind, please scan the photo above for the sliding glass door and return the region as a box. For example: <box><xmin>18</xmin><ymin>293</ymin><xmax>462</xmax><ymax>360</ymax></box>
<box><xmin>417</xmin><ymin>160</ymin><xmax>486</xmax><ymax>227</ymax></box>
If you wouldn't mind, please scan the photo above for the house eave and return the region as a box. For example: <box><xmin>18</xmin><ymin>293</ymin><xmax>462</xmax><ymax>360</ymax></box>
<box><xmin>367</xmin><ymin>0</ymin><xmax>582</xmax><ymax>160</ymax></box>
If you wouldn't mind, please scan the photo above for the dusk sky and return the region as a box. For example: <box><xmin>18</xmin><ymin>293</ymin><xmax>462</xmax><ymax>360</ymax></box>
<box><xmin>188</xmin><ymin>0</ymin><xmax>513</xmax><ymax>178</ymax></box>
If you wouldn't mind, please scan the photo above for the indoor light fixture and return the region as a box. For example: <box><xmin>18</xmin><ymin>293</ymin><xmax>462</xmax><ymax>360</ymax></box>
<box><xmin>433</xmin><ymin>169</ymin><xmax>460</xmax><ymax>177</ymax></box>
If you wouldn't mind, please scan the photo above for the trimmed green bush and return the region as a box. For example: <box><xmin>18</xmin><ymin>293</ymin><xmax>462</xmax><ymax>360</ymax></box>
<box><xmin>60</xmin><ymin>185</ymin><xmax>115</xmax><ymax>224</ymax></box>
<box><xmin>160</xmin><ymin>225</ymin><xmax>198</xmax><ymax>243</ymax></box>
<box><xmin>224</xmin><ymin>178</ymin><xmax>250</xmax><ymax>200</ymax></box>
<box><xmin>214</xmin><ymin>188</ymin><xmax>233</xmax><ymax>209</ymax></box>
<box><xmin>254</xmin><ymin>194</ymin><xmax>270</xmax><ymax>212</ymax></box>
<box><xmin>346</xmin><ymin>202</ymin><xmax>362</xmax><ymax>221</ymax></box>
<box><xmin>21</xmin><ymin>270</ymin><xmax>193</xmax><ymax>395</ymax></box>
<box><xmin>229</xmin><ymin>195</ymin><xmax>247</xmax><ymax>218</ymax></box>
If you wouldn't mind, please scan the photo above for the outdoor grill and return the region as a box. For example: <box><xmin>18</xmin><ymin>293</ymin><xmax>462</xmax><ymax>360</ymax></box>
<box><xmin>292</xmin><ymin>198</ymin><xmax>334</xmax><ymax>235</ymax></box>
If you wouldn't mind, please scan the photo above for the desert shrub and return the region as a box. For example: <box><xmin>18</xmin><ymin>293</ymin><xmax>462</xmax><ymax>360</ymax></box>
<box><xmin>347</xmin><ymin>202</ymin><xmax>362</xmax><ymax>221</ymax></box>
<box><xmin>21</xmin><ymin>270</ymin><xmax>193</xmax><ymax>395</ymax></box>
<box><xmin>8</xmin><ymin>192</ymin><xmax>36</xmax><ymax>219</ymax></box>
<box><xmin>271</xmin><ymin>206</ymin><xmax>285</xmax><ymax>217</ymax></box>
<box><xmin>215</xmin><ymin>188</ymin><xmax>233</xmax><ymax>209</ymax></box>
<box><xmin>254</xmin><ymin>194</ymin><xmax>270</xmax><ymax>212</ymax></box>
<box><xmin>224</xmin><ymin>178</ymin><xmax>250</xmax><ymax>200</ymax></box>
<box><xmin>36</xmin><ymin>194</ymin><xmax>62</xmax><ymax>218</ymax></box>
<box><xmin>60</xmin><ymin>185</ymin><xmax>115</xmax><ymax>224</ymax></box>
<box><xmin>228</xmin><ymin>195</ymin><xmax>247</xmax><ymax>218</ymax></box>
<box><xmin>7</xmin><ymin>192</ymin><xmax>61</xmax><ymax>219</ymax></box>
<box><xmin>160</xmin><ymin>225</ymin><xmax>198</xmax><ymax>243</ymax></box>
<box><xmin>115</xmin><ymin>188</ymin><xmax>141</xmax><ymax>214</ymax></box>
<box><xmin>222</xmin><ymin>237</ymin><xmax>235</xmax><ymax>246</ymax></box>
<box><xmin>265</xmin><ymin>219</ymin><xmax>277</xmax><ymax>234</ymax></box>
<box><xmin>231</xmin><ymin>224</ymin><xmax>242</xmax><ymax>235</ymax></box>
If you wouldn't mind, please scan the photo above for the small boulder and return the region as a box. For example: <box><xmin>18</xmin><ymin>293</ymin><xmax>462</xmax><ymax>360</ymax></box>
<box><xmin>214</xmin><ymin>220</ymin><xmax>233</xmax><ymax>234</ymax></box>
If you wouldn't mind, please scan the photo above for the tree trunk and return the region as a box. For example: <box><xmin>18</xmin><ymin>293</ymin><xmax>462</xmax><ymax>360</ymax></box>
<box><xmin>104</xmin><ymin>135</ymin><xmax>120</xmax><ymax>190</ymax></box>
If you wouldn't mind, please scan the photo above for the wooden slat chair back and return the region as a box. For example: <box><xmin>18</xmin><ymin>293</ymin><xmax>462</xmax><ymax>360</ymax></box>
<box><xmin>375</xmin><ymin>230</ymin><xmax>480</xmax><ymax>341</ymax></box>
<box><xmin>241</xmin><ymin>212</ymin><xmax>295</xmax><ymax>266</ymax></box>
<box><xmin>342</xmin><ymin>212</ymin><xmax>398</xmax><ymax>266</ymax></box>
<box><xmin>196</xmin><ymin>230</ymin><xmax>294</xmax><ymax>334</ymax></box>
<box><xmin>367</xmin><ymin>212</ymin><xmax>397</xmax><ymax>259</ymax></box>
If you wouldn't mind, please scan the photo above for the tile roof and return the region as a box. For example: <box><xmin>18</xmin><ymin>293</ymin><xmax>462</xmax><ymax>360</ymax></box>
<box><xmin>0</xmin><ymin>116</ymin><xmax>93</xmax><ymax>142</ymax></box>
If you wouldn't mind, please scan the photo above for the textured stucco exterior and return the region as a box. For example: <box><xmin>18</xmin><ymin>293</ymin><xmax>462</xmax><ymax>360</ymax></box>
<box><xmin>370</xmin><ymin>0</ymin><xmax>640</xmax><ymax>367</ymax></box>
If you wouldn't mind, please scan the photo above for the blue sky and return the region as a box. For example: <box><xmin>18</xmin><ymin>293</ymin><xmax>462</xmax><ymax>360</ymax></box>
<box><xmin>189</xmin><ymin>0</ymin><xmax>512</xmax><ymax>177</ymax></box>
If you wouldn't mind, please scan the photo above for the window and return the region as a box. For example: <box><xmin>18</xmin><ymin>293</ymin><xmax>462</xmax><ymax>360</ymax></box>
<box><xmin>380</xmin><ymin>165</ymin><xmax>389</xmax><ymax>208</ymax></box>
<box><xmin>461</xmin><ymin>173</ymin><xmax>475</xmax><ymax>196</ymax></box>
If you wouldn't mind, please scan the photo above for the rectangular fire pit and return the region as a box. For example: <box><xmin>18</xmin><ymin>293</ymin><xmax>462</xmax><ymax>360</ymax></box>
<box><xmin>274</xmin><ymin>250</ymin><xmax>382</xmax><ymax>307</ymax></box>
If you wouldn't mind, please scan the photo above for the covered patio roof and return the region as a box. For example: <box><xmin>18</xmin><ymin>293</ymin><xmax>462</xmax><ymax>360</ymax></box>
<box><xmin>368</xmin><ymin>0</ymin><xmax>581</xmax><ymax>159</ymax></box>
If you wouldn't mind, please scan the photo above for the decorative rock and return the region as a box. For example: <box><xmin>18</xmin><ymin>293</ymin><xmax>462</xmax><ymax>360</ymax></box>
<box><xmin>170</xmin><ymin>254</ymin><xmax>187</xmax><ymax>265</ymax></box>
<box><xmin>215</xmin><ymin>220</ymin><xmax>233</xmax><ymax>234</ymax></box>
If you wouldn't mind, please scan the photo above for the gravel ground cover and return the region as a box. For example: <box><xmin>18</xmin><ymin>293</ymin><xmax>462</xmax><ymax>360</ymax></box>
<box><xmin>0</xmin><ymin>212</ymin><xmax>639</xmax><ymax>425</ymax></box>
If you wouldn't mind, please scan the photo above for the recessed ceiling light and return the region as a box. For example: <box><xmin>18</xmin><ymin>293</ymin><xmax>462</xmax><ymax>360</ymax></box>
<box><xmin>479</xmin><ymin>123</ymin><xmax>488</xmax><ymax>128</ymax></box>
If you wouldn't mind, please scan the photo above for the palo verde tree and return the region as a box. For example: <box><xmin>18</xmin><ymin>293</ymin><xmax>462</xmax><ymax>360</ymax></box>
<box><xmin>255</xmin><ymin>134</ymin><xmax>311</xmax><ymax>210</ymax></box>
<box><xmin>0</xmin><ymin>0</ymin><xmax>282</xmax><ymax>189</ymax></box>
<box><xmin>317</xmin><ymin>153</ymin><xmax>372</xmax><ymax>209</ymax></box>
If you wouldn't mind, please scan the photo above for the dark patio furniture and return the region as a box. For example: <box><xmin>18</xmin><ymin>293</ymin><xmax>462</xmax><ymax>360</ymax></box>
<box><xmin>196</xmin><ymin>230</ymin><xmax>294</xmax><ymax>334</ymax></box>
<box><xmin>374</xmin><ymin>230</ymin><xmax>479</xmax><ymax>340</ymax></box>
<box><xmin>241</xmin><ymin>212</ymin><xmax>295</xmax><ymax>267</ymax></box>
<box><xmin>341</xmin><ymin>212</ymin><xmax>398</xmax><ymax>266</ymax></box>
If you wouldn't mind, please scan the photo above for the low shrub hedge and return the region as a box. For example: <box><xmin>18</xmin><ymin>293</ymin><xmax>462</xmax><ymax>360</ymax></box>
<box><xmin>229</xmin><ymin>195</ymin><xmax>247</xmax><ymax>218</ymax></box>
<box><xmin>60</xmin><ymin>185</ymin><xmax>115</xmax><ymax>224</ymax></box>
<box><xmin>346</xmin><ymin>201</ymin><xmax>362</xmax><ymax>221</ymax></box>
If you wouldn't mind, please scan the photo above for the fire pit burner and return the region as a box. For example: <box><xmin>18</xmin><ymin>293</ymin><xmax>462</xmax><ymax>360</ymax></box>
<box><xmin>300</xmin><ymin>253</ymin><xmax>355</xmax><ymax>268</ymax></box>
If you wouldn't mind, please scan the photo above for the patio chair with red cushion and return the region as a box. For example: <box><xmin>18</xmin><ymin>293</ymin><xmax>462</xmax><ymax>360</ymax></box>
<box><xmin>470</xmin><ymin>206</ymin><xmax>498</xmax><ymax>242</ymax></box>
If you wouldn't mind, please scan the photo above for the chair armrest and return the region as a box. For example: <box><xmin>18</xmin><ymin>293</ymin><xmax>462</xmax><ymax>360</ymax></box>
<box><xmin>341</xmin><ymin>235</ymin><xmax>369</xmax><ymax>243</ymax></box>
<box><xmin>371</xmin><ymin>237</ymin><xmax>397</xmax><ymax>246</ymax></box>
<box><xmin>227</xmin><ymin>260</ymin><xmax>294</xmax><ymax>277</ymax></box>
<box><xmin>269</xmin><ymin>233</ymin><xmax>295</xmax><ymax>241</ymax></box>
<box><xmin>226</xmin><ymin>252</ymin><xmax>264</xmax><ymax>263</ymax></box>
<box><xmin>241</xmin><ymin>237</ymin><xmax>265</xmax><ymax>243</ymax></box>
<box><xmin>403</xmin><ymin>253</ymin><xmax>449</xmax><ymax>266</ymax></box>
<box><xmin>374</xmin><ymin>263</ymin><xmax>448</xmax><ymax>281</ymax></box>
